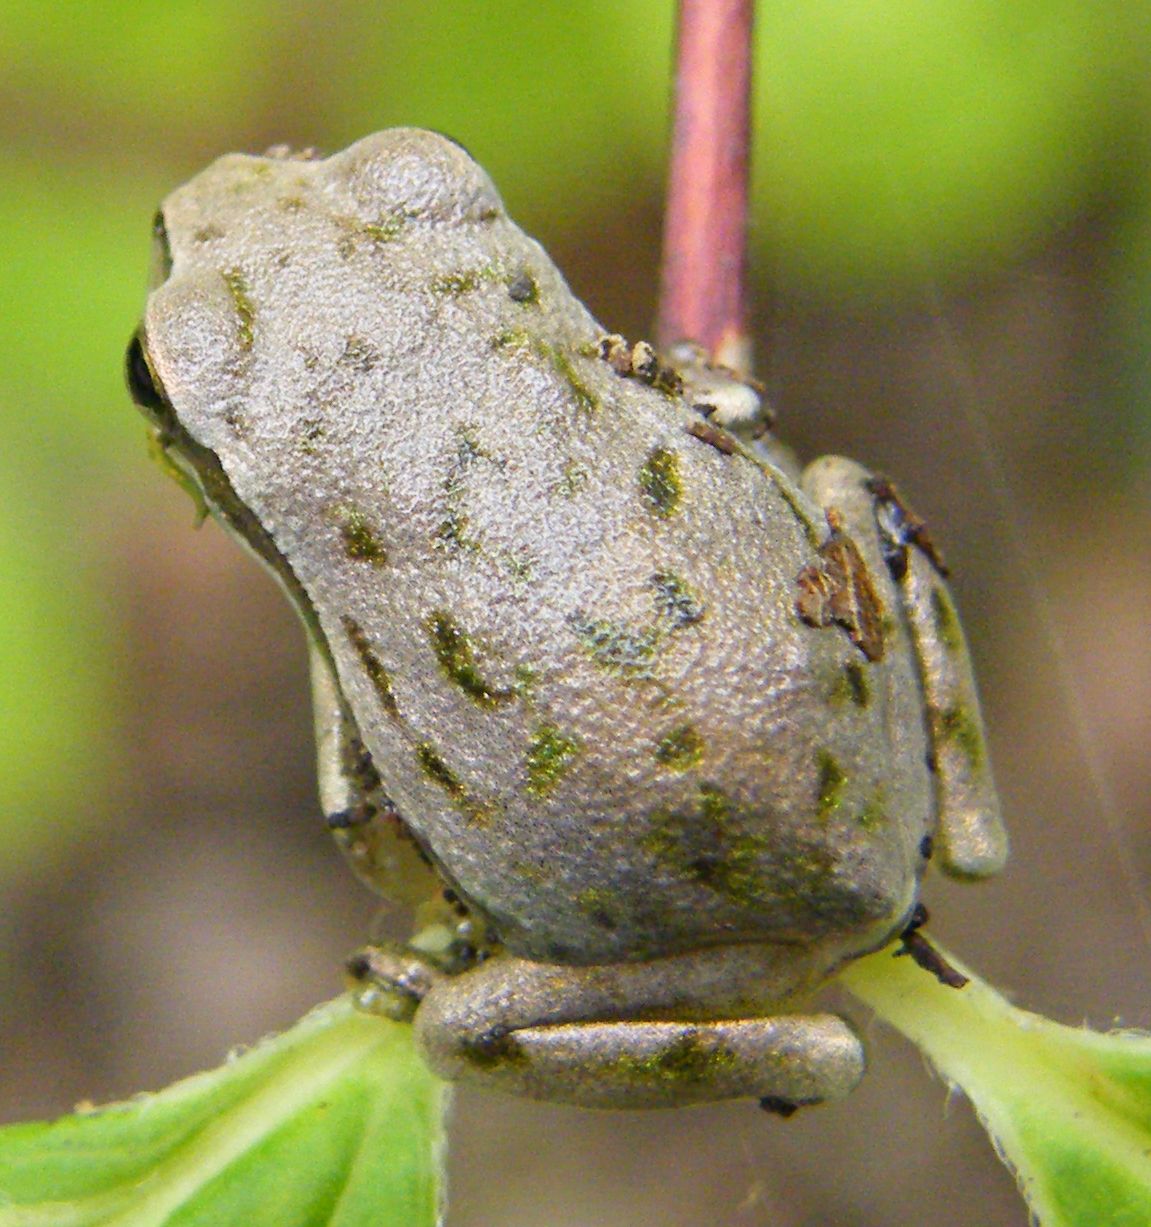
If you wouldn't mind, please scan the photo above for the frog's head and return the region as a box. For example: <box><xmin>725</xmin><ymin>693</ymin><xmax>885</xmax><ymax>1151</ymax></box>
<box><xmin>125</xmin><ymin>127</ymin><xmax>506</xmax><ymax>586</ymax></box>
<box><xmin>127</xmin><ymin>129</ymin><xmax>501</xmax><ymax>477</ymax></box>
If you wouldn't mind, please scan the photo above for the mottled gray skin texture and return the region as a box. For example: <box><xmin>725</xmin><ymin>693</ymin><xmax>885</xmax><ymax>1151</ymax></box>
<box><xmin>131</xmin><ymin>129</ymin><xmax>1007</xmax><ymax>1108</ymax></box>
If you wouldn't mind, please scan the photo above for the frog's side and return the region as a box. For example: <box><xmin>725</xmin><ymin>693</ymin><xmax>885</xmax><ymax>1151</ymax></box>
<box><xmin>128</xmin><ymin>129</ymin><xmax>1007</xmax><ymax>1110</ymax></box>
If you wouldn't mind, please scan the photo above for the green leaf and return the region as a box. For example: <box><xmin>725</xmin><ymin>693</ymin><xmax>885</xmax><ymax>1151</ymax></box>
<box><xmin>843</xmin><ymin>941</ymin><xmax>1151</xmax><ymax>1227</ymax></box>
<box><xmin>0</xmin><ymin>996</ymin><xmax>447</xmax><ymax>1227</ymax></box>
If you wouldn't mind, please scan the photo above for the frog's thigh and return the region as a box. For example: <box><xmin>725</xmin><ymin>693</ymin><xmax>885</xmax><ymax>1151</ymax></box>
<box><xmin>801</xmin><ymin>455</ymin><xmax>1008</xmax><ymax>879</ymax></box>
<box><xmin>414</xmin><ymin>955</ymin><xmax>864</xmax><ymax>1109</ymax></box>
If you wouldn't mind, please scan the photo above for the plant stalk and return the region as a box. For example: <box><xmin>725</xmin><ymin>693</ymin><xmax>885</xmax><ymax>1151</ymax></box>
<box><xmin>656</xmin><ymin>0</ymin><xmax>755</xmax><ymax>373</ymax></box>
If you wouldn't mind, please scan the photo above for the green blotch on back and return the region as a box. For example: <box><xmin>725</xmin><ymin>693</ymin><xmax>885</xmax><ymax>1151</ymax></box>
<box><xmin>638</xmin><ymin>447</ymin><xmax>682</xmax><ymax>518</ymax></box>
<box><xmin>453</xmin><ymin>427</ymin><xmax>497</xmax><ymax>468</ymax></box>
<box><xmin>512</xmin><ymin>663</ymin><xmax>537</xmax><ymax>698</ymax></box>
<box><xmin>931</xmin><ymin>586</ymin><xmax>964</xmax><ymax>655</ymax></box>
<box><xmin>650</xmin><ymin>571</ymin><xmax>704</xmax><ymax>626</ymax></box>
<box><xmin>780</xmin><ymin>841</ymin><xmax>838</xmax><ymax>901</ymax></box>
<box><xmin>490</xmin><ymin>330</ymin><xmax>599</xmax><ymax>413</ymax></box>
<box><xmin>426</xmin><ymin>610</ymin><xmax>515</xmax><ymax>707</ymax></box>
<box><xmin>222</xmin><ymin>268</ymin><xmax>255</xmax><ymax>351</ymax></box>
<box><xmin>430</xmin><ymin>270</ymin><xmax>481</xmax><ymax>296</ymax></box>
<box><xmin>857</xmin><ymin>788</ymin><xmax>888</xmax><ymax>830</ymax></box>
<box><xmin>937</xmin><ymin>704</ymin><xmax>985</xmax><ymax>771</ymax></box>
<box><xmin>525</xmin><ymin>724</ymin><xmax>581</xmax><ymax>796</ymax></box>
<box><xmin>341</xmin><ymin>335</ymin><xmax>379</xmax><ymax>371</ymax></box>
<box><xmin>654</xmin><ymin>723</ymin><xmax>705</xmax><ymax>771</ymax></box>
<box><xmin>342</xmin><ymin>616</ymin><xmax>398</xmax><ymax>717</ymax></box>
<box><xmin>697</xmin><ymin>783</ymin><xmax>732</xmax><ymax>825</ymax></box>
<box><xmin>300</xmin><ymin>418</ymin><xmax>324</xmax><ymax>455</ymax></box>
<box><xmin>434</xmin><ymin>508</ymin><xmax>481</xmax><ymax>554</ymax></box>
<box><xmin>557</xmin><ymin>460</ymin><xmax>589</xmax><ymax>497</ymax></box>
<box><xmin>363</xmin><ymin>215</ymin><xmax>407</xmax><ymax>243</ymax></box>
<box><xmin>567</xmin><ymin>612</ymin><xmax>658</xmax><ymax>678</ymax></box>
<box><xmin>491</xmin><ymin>328</ymin><xmax>531</xmax><ymax>351</ymax></box>
<box><xmin>829</xmin><ymin>661</ymin><xmax>870</xmax><ymax>708</ymax></box>
<box><xmin>436</xmin><ymin>427</ymin><xmax>496</xmax><ymax>555</ymax></box>
<box><xmin>607</xmin><ymin>1032</ymin><xmax>739</xmax><ymax>1086</ymax></box>
<box><xmin>339</xmin><ymin>508</ymin><xmax>388</xmax><ymax>566</ymax></box>
<box><xmin>816</xmin><ymin>750</ymin><xmax>847</xmax><ymax>818</ymax></box>
<box><xmin>548</xmin><ymin>345</ymin><xmax>599</xmax><ymax>414</ymax></box>
<box><xmin>415</xmin><ymin>743</ymin><xmax>492</xmax><ymax>825</ymax></box>
<box><xmin>337</xmin><ymin>213</ymin><xmax>408</xmax><ymax>250</ymax></box>
<box><xmin>642</xmin><ymin>785</ymin><xmax>770</xmax><ymax>907</ymax></box>
<box><xmin>575</xmin><ymin>886</ymin><xmax>618</xmax><ymax>929</ymax></box>
<box><xmin>500</xmin><ymin>550</ymin><xmax>535</xmax><ymax>584</ymax></box>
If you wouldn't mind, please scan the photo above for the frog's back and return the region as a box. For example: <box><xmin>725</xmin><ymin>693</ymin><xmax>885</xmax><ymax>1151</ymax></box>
<box><xmin>145</xmin><ymin>130</ymin><xmax>930</xmax><ymax>967</ymax></box>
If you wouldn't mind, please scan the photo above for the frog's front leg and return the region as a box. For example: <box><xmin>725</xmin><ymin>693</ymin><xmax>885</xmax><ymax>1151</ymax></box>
<box><xmin>309</xmin><ymin>642</ymin><xmax>439</xmax><ymax>904</ymax></box>
<box><xmin>353</xmin><ymin>945</ymin><xmax>864</xmax><ymax>1110</ymax></box>
<box><xmin>801</xmin><ymin>456</ymin><xmax>1008</xmax><ymax>879</ymax></box>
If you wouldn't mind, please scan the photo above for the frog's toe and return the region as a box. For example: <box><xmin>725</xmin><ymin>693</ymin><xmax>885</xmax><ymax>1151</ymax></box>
<box><xmin>936</xmin><ymin>805</ymin><xmax>1009</xmax><ymax>879</ymax></box>
<box><xmin>345</xmin><ymin>943</ymin><xmax>445</xmax><ymax>1022</ymax></box>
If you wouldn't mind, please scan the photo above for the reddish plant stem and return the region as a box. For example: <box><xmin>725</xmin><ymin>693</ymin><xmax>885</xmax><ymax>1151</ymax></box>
<box><xmin>656</xmin><ymin>0</ymin><xmax>755</xmax><ymax>372</ymax></box>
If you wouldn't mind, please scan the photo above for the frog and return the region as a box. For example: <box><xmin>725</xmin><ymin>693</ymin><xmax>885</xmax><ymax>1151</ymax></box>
<box><xmin>126</xmin><ymin>128</ymin><xmax>1007</xmax><ymax>1111</ymax></box>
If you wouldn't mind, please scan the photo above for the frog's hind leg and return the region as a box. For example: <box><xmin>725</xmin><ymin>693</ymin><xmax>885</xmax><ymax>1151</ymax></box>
<box><xmin>406</xmin><ymin>951</ymin><xmax>865</xmax><ymax>1110</ymax></box>
<box><xmin>802</xmin><ymin>456</ymin><xmax>1008</xmax><ymax>879</ymax></box>
<box><xmin>892</xmin><ymin>519</ymin><xmax>1008</xmax><ymax>877</ymax></box>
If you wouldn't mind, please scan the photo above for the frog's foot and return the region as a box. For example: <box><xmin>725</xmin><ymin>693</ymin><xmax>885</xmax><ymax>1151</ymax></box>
<box><xmin>345</xmin><ymin>944</ymin><xmax>446</xmax><ymax>1023</ymax></box>
<box><xmin>895</xmin><ymin>903</ymin><xmax>969</xmax><ymax>989</ymax></box>
<box><xmin>801</xmin><ymin>455</ymin><xmax>1008</xmax><ymax>879</ymax></box>
<box><xmin>412</xmin><ymin>953</ymin><xmax>864</xmax><ymax>1110</ymax></box>
<box><xmin>310</xmin><ymin>643</ymin><xmax>441</xmax><ymax>905</ymax></box>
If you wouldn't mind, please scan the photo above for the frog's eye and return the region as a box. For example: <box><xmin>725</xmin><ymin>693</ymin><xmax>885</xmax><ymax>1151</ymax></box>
<box><xmin>125</xmin><ymin>332</ymin><xmax>168</xmax><ymax>416</ymax></box>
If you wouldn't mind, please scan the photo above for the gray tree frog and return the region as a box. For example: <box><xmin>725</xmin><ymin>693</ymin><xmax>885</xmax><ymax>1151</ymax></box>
<box><xmin>126</xmin><ymin>129</ymin><xmax>1007</xmax><ymax>1111</ymax></box>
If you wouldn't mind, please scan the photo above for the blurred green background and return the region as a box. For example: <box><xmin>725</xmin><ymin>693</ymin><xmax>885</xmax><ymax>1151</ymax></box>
<box><xmin>2</xmin><ymin>3</ymin><xmax>1149</xmax><ymax>1224</ymax></box>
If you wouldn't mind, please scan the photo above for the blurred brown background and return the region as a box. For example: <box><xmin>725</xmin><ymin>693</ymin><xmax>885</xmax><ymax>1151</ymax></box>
<box><xmin>2</xmin><ymin>3</ymin><xmax>1149</xmax><ymax>1224</ymax></box>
